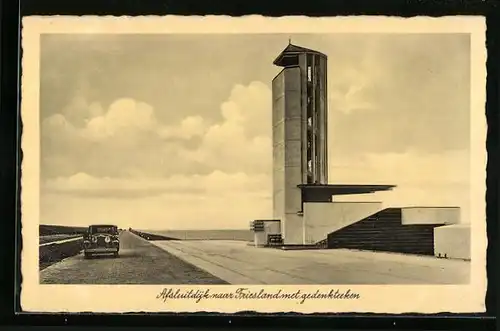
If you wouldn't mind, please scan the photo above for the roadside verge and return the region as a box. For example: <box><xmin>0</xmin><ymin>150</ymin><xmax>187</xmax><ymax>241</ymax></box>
<box><xmin>39</xmin><ymin>237</ymin><xmax>83</xmax><ymax>270</ymax></box>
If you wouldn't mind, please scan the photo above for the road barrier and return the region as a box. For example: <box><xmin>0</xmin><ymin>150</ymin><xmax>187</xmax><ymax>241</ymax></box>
<box><xmin>39</xmin><ymin>236</ymin><xmax>83</xmax><ymax>269</ymax></box>
<box><xmin>129</xmin><ymin>229</ymin><xmax>178</xmax><ymax>241</ymax></box>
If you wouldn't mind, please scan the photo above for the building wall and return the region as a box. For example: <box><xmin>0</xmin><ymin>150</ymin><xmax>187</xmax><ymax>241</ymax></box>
<box><xmin>434</xmin><ymin>224</ymin><xmax>471</xmax><ymax>260</ymax></box>
<box><xmin>326</xmin><ymin>208</ymin><xmax>440</xmax><ymax>256</ymax></box>
<box><xmin>401</xmin><ymin>207</ymin><xmax>460</xmax><ymax>225</ymax></box>
<box><xmin>272</xmin><ymin>71</ymin><xmax>286</xmax><ymax>225</ymax></box>
<box><xmin>303</xmin><ymin>202</ymin><xmax>383</xmax><ymax>244</ymax></box>
<box><xmin>282</xmin><ymin>67</ymin><xmax>304</xmax><ymax>244</ymax></box>
<box><xmin>254</xmin><ymin>221</ymin><xmax>282</xmax><ymax>247</ymax></box>
<box><xmin>273</xmin><ymin>67</ymin><xmax>306</xmax><ymax>244</ymax></box>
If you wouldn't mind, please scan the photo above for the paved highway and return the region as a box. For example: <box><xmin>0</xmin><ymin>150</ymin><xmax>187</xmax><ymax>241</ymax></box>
<box><xmin>39</xmin><ymin>231</ymin><xmax>227</xmax><ymax>284</ymax></box>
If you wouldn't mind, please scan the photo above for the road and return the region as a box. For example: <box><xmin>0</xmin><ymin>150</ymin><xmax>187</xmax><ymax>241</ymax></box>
<box><xmin>39</xmin><ymin>231</ymin><xmax>227</xmax><ymax>284</ymax></box>
<box><xmin>149</xmin><ymin>240</ymin><xmax>471</xmax><ymax>284</ymax></box>
<box><xmin>41</xmin><ymin>231</ymin><xmax>471</xmax><ymax>285</ymax></box>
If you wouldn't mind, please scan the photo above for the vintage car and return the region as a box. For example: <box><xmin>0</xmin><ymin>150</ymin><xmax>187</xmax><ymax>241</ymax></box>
<box><xmin>82</xmin><ymin>224</ymin><xmax>120</xmax><ymax>258</ymax></box>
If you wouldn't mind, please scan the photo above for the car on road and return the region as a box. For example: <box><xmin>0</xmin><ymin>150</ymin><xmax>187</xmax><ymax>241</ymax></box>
<box><xmin>82</xmin><ymin>224</ymin><xmax>120</xmax><ymax>258</ymax></box>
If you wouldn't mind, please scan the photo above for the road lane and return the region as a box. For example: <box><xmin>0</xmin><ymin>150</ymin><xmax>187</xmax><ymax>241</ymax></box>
<box><xmin>40</xmin><ymin>231</ymin><xmax>227</xmax><ymax>284</ymax></box>
<box><xmin>149</xmin><ymin>240</ymin><xmax>471</xmax><ymax>284</ymax></box>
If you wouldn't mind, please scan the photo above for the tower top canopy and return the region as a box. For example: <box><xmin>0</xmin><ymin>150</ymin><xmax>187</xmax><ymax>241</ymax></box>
<box><xmin>273</xmin><ymin>43</ymin><xmax>327</xmax><ymax>67</ymax></box>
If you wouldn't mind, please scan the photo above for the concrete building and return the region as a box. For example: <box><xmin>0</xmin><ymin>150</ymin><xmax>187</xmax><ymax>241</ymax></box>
<box><xmin>251</xmin><ymin>43</ymin><xmax>470</xmax><ymax>260</ymax></box>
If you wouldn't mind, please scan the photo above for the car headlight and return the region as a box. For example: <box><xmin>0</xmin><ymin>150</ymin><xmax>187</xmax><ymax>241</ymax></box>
<box><xmin>92</xmin><ymin>236</ymin><xmax>98</xmax><ymax>243</ymax></box>
<box><xmin>105</xmin><ymin>236</ymin><xmax>111</xmax><ymax>243</ymax></box>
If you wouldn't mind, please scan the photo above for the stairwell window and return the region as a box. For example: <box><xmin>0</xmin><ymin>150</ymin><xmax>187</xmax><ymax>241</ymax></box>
<box><xmin>307</xmin><ymin>66</ymin><xmax>312</xmax><ymax>82</ymax></box>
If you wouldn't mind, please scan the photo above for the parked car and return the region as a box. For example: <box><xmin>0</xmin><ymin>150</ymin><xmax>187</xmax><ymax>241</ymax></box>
<box><xmin>82</xmin><ymin>224</ymin><xmax>120</xmax><ymax>258</ymax></box>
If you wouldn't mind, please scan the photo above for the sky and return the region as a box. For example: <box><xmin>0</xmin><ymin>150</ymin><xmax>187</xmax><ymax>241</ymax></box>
<box><xmin>39</xmin><ymin>33</ymin><xmax>471</xmax><ymax>229</ymax></box>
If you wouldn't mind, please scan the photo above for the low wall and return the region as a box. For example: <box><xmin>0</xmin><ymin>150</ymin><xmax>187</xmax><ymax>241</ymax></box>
<box><xmin>138</xmin><ymin>229</ymin><xmax>254</xmax><ymax>241</ymax></box>
<box><xmin>130</xmin><ymin>229</ymin><xmax>179</xmax><ymax>241</ymax></box>
<box><xmin>303</xmin><ymin>202</ymin><xmax>383</xmax><ymax>244</ymax></box>
<box><xmin>39</xmin><ymin>237</ymin><xmax>83</xmax><ymax>270</ymax></box>
<box><xmin>434</xmin><ymin>224</ymin><xmax>471</xmax><ymax>260</ymax></box>
<box><xmin>401</xmin><ymin>207</ymin><xmax>460</xmax><ymax>225</ymax></box>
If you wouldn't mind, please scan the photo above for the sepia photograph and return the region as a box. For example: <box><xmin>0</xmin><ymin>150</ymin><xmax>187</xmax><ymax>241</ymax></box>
<box><xmin>20</xmin><ymin>16</ymin><xmax>487</xmax><ymax>314</ymax></box>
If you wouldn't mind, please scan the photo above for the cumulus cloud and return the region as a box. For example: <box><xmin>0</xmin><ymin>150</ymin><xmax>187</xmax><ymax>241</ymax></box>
<box><xmin>40</xmin><ymin>81</ymin><xmax>275</xmax><ymax>227</ymax></box>
<box><xmin>158</xmin><ymin>116</ymin><xmax>207</xmax><ymax>140</ymax></box>
<box><xmin>186</xmin><ymin>81</ymin><xmax>272</xmax><ymax>173</ymax></box>
<box><xmin>41</xmin><ymin>81</ymin><xmax>272</xmax><ymax>180</ymax></box>
<box><xmin>39</xmin><ymin>34</ymin><xmax>473</xmax><ymax>229</ymax></box>
<box><xmin>83</xmin><ymin>99</ymin><xmax>157</xmax><ymax>140</ymax></box>
<box><xmin>43</xmin><ymin>98</ymin><xmax>199</xmax><ymax>143</ymax></box>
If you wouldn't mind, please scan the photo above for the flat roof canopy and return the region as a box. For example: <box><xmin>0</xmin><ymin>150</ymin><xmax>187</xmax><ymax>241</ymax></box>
<box><xmin>298</xmin><ymin>184</ymin><xmax>395</xmax><ymax>194</ymax></box>
<box><xmin>298</xmin><ymin>184</ymin><xmax>396</xmax><ymax>202</ymax></box>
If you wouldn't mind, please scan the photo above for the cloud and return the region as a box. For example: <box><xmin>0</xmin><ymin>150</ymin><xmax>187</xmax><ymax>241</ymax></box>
<box><xmin>41</xmin><ymin>190</ymin><xmax>272</xmax><ymax>230</ymax></box>
<box><xmin>39</xmin><ymin>82</ymin><xmax>275</xmax><ymax>226</ymax></box>
<box><xmin>83</xmin><ymin>99</ymin><xmax>157</xmax><ymax>140</ymax></box>
<box><xmin>328</xmin><ymin>66</ymin><xmax>377</xmax><ymax>115</ymax></box>
<box><xmin>158</xmin><ymin>116</ymin><xmax>207</xmax><ymax>140</ymax></box>
<box><xmin>330</xmin><ymin>149</ymin><xmax>469</xmax><ymax>185</ymax></box>
<box><xmin>44</xmin><ymin>171</ymin><xmax>271</xmax><ymax>199</ymax></box>
<box><xmin>41</xmin><ymin>81</ymin><xmax>272</xmax><ymax>180</ymax></box>
<box><xmin>325</xmin><ymin>34</ymin><xmax>470</xmax><ymax>155</ymax></box>
<box><xmin>329</xmin><ymin>149</ymin><xmax>471</xmax><ymax>222</ymax></box>
<box><xmin>183</xmin><ymin>81</ymin><xmax>272</xmax><ymax>174</ymax></box>
<box><xmin>41</xmin><ymin>171</ymin><xmax>272</xmax><ymax>228</ymax></box>
<box><xmin>41</xmin><ymin>79</ymin><xmax>470</xmax><ymax>222</ymax></box>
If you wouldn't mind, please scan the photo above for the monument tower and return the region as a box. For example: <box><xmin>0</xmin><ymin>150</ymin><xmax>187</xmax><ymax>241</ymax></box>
<box><xmin>271</xmin><ymin>43</ymin><xmax>394</xmax><ymax>245</ymax></box>
<box><xmin>252</xmin><ymin>43</ymin><xmax>464</xmax><ymax>260</ymax></box>
<box><xmin>272</xmin><ymin>43</ymin><xmax>329</xmax><ymax>243</ymax></box>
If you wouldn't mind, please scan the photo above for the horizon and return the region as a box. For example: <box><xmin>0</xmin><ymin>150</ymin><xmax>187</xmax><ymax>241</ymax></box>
<box><xmin>40</xmin><ymin>223</ymin><xmax>252</xmax><ymax>231</ymax></box>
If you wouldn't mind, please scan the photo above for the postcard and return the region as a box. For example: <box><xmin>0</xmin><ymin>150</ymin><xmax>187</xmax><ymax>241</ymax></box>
<box><xmin>20</xmin><ymin>15</ymin><xmax>487</xmax><ymax>314</ymax></box>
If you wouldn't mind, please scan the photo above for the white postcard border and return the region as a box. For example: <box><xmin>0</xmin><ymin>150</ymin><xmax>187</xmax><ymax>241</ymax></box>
<box><xmin>20</xmin><ymin>15</ymin><xmax>487</xmax><ymax>314</ymax></box>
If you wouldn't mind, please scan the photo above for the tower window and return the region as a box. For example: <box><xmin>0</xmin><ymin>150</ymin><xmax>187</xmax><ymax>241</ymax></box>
<box><xmin>307</xmin><ymin>66</ymin><xmax>312</xmax><ymax>82</ymax></box>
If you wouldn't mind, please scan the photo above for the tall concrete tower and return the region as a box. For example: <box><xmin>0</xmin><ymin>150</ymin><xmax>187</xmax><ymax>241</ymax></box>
<box><xmin>272</xmin><ymin>43</ymin><xmax>329</xmax><ymax>244</ymax></box>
